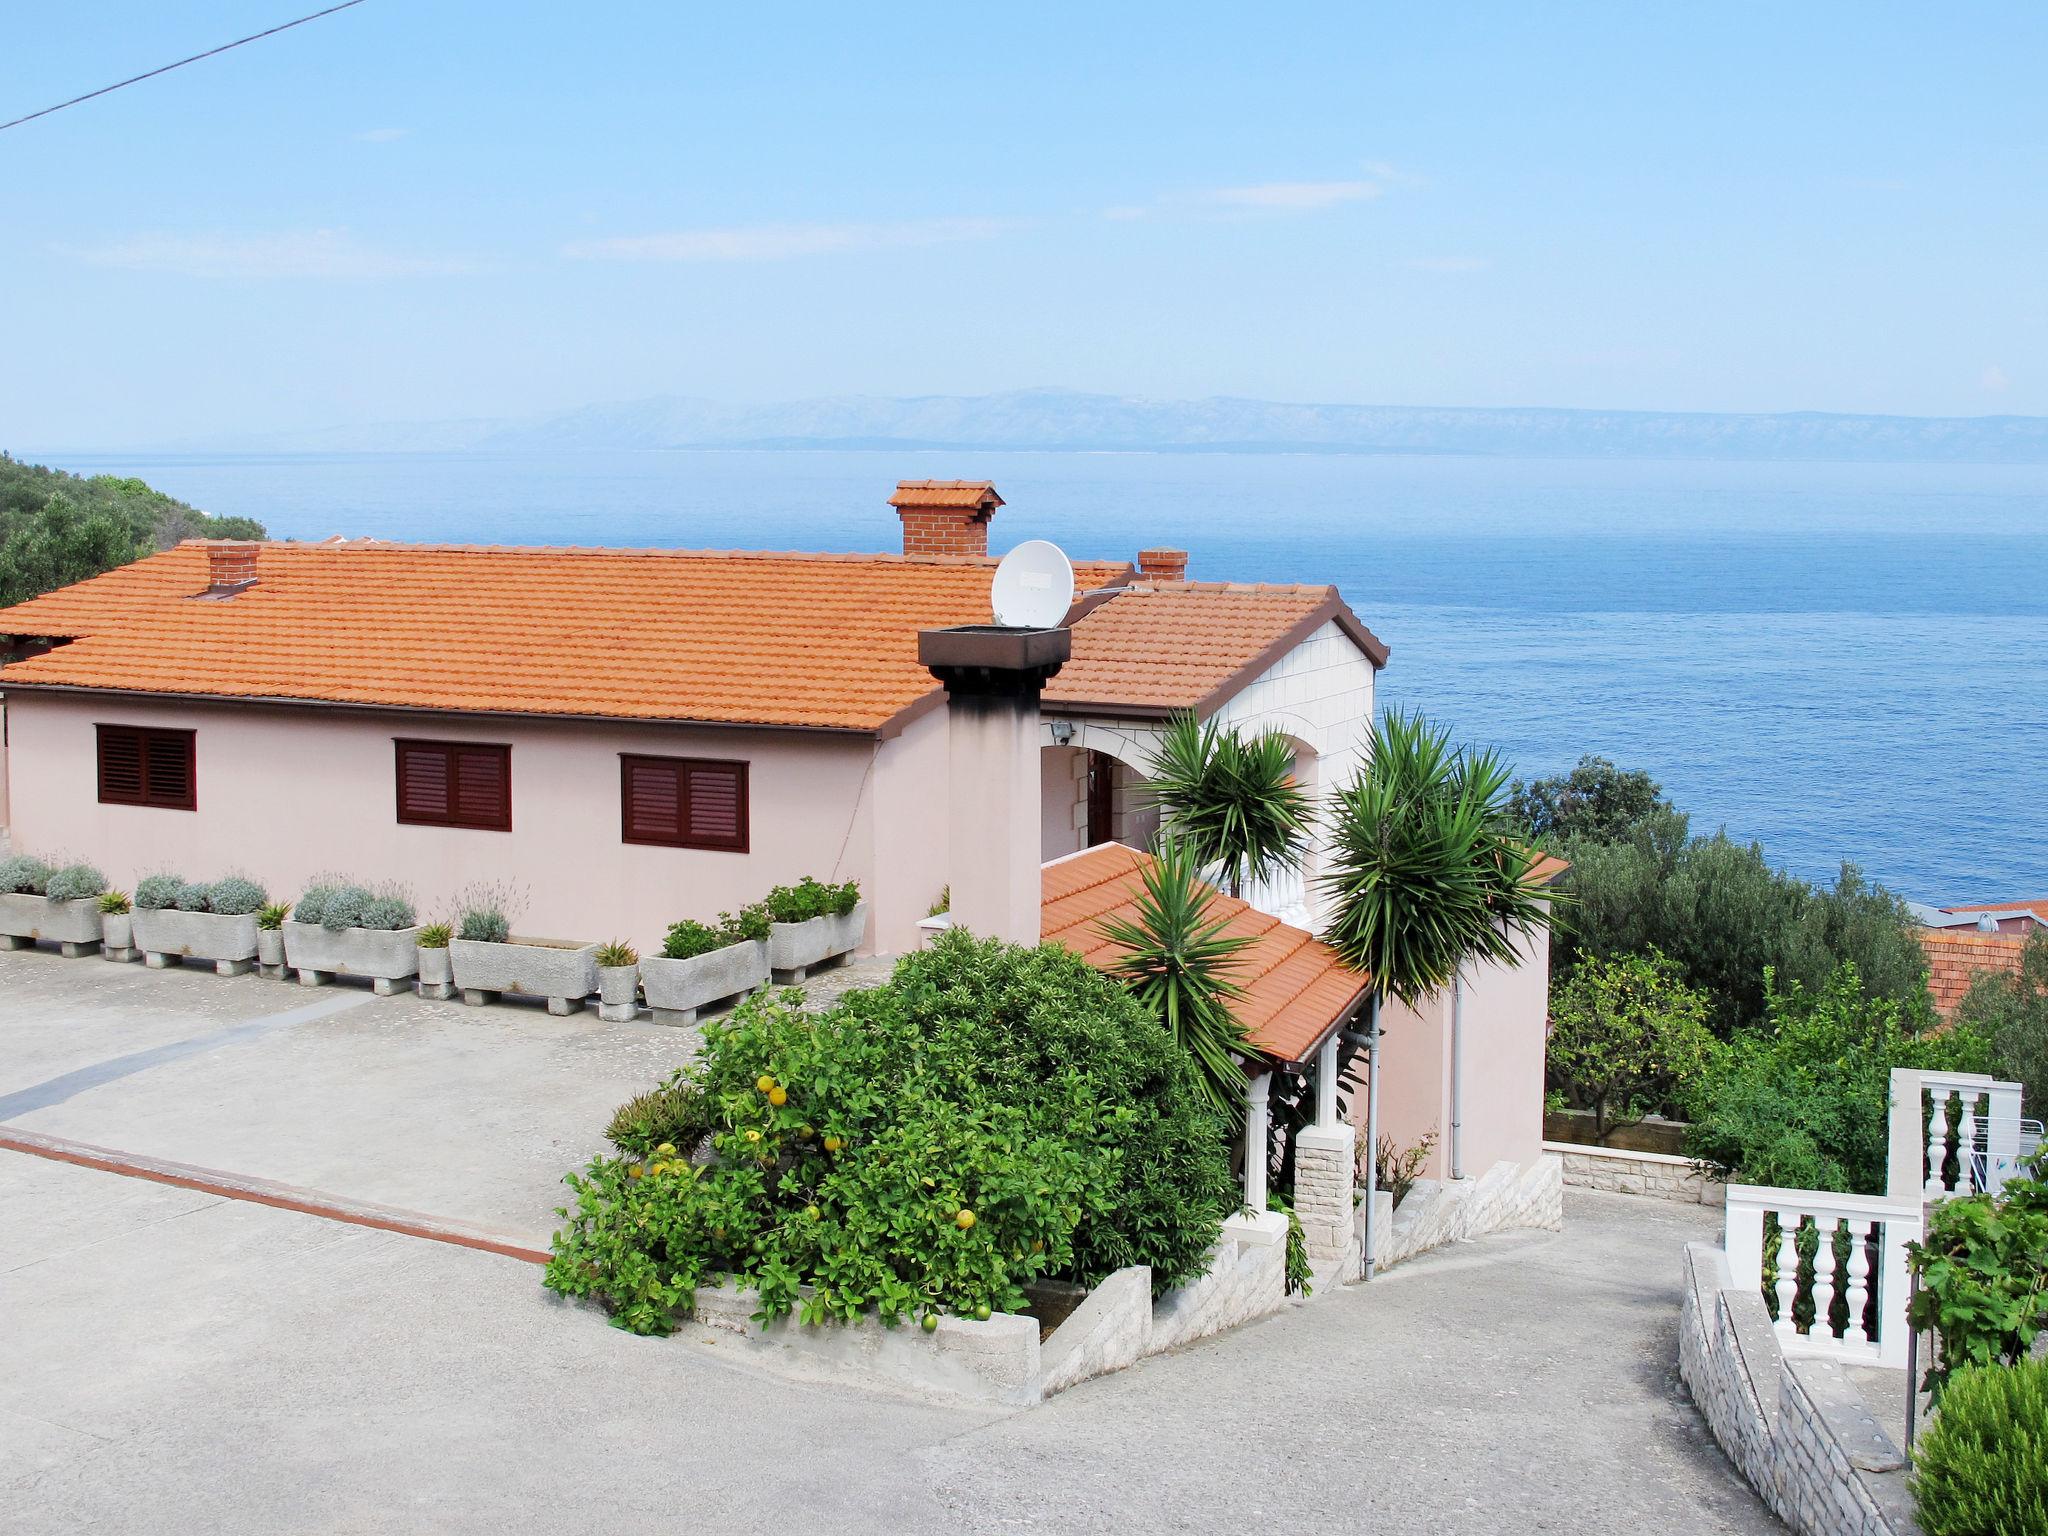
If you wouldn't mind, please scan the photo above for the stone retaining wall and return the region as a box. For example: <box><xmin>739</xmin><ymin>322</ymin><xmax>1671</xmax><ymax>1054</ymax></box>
<box><xmin>1678</xmin><ymin>1242</ymin><xmax>1918</xmax><ymax>1536</ymax></box>
<box><xmin>1547</xmin><ymin>1140</ymin><xmax>1724</xmax><ymax>1205</ymax></box>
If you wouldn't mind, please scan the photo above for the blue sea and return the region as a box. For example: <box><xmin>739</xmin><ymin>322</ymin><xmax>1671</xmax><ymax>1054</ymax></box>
<box><xmin>39</xmin><ymin>447</ymin><xmax>2048</xmax><ymax>902</ymax></box>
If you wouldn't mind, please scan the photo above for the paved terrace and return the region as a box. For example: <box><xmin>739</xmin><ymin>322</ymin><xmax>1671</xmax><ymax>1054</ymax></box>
<box><xmin>0</xmin><ymin>950</ymin><xmax>1780</xmax><ymax>1533</ymax></box>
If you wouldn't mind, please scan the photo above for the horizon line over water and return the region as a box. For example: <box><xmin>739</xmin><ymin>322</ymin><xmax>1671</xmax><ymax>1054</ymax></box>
<box><xmin>36</xmin><ymin>446</ymin><xmax>2048</xmax><ymax>903</ymax></box>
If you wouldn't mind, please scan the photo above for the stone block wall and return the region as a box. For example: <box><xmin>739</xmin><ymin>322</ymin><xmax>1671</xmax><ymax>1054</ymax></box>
<box><xmin>1294</xmin><ymin>1123</ymin><xmax>1357</xmax><ymax>1261</ymax></box>
<box><xmin>1547</xmin><ymin>1140</ymin><xmax>1724</xmax><ymax>1205</ymax></box>
<box><xmin>1678</xmin><ymin>1242</ymin><xmax>1918</xmax><ymax>1536</ymax></box>
<box><xmin>1358</xmin><ymin>1155</ymin><xmax>1565</xmax><ymax>1274</ymax></box>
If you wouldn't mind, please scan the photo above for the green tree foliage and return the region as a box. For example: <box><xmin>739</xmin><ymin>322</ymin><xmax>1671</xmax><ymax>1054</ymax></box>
<box><xmin>1910</xmin><ymin>1358</ymin><xmax>2048</xmax><ymax>1536</ymax></box>
<box><xmin>1145</xmin><ymin>710</ymin><xmax>1311</xmax><ymax>898</ymax></box>
<box><xmin>1544</xmin><ymin>950</ymin><xmax>1721</xmax><ymax>1140</ymax></box>
<box><xmin>545</xmin><ymin>931</ymin><xmax>1237</xmax><ymax>1335</ymax></box>
<box><xmin>1557</xmin><ymin>827</ymin><xmax>1928</xmax><ymax>1036</ymax></box>
<box><xmin>0</xmin><ymin>453</ymin><xmax>264</xmax><ymax>608</ymax></box>
<box><xmin>1907</xmin><ymin>1157</ymin><xmax>2048</xmax><ymax>1400</ymax></box>
<box><xmin>1509</xmin><ymin>753</ymin><xmax>1680</xmax><ymax>845</ymax></box>
<box><xmin>1958</xmin><ymin>933</ymin><xmax>2048</xmax><ymax>1120</ymax></box>
<box><xmin>1684</xmin><ymin>964</ymin><xmax>1989</xmax><ymax>1195</ymax></box>
<box><xmin>1095</xmin><ymin>837</ymin><xmax>1255</xmax><ymax>1124</ymax></box>
<box><xmin>1321</xmin><ymin>707</ymin><xmax>1556</xmax><ymax>1007</ymax></box>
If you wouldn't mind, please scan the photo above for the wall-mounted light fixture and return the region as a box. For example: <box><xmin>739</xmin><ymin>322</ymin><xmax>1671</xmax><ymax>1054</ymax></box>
<box><xmin>1048</xmin><ymin>719</ymin><xmax>1076</xmax><ymax>746</ymax></box>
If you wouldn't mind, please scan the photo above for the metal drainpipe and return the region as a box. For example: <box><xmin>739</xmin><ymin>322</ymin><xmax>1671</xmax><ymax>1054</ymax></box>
<box><xmin>1360</xmin><ymin>994</ymin><xmax>1383</xmax><ymax>1280</ymax></box>
<box><xmin>1450</xmin><ymin>964</ymin><xmax>1465</xmax><ymax>1182</ymax></box>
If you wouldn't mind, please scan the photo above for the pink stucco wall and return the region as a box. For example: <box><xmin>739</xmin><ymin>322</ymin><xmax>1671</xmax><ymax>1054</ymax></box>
<box><xmin>0</xmin><ymin>692</ymin><xmax>958</xmax><ymax>955</ymax></box>
<box><xmin>1354</xmin><ymin>925</ymin><xmax>1553</xmax><ymax>1182</ymax></box>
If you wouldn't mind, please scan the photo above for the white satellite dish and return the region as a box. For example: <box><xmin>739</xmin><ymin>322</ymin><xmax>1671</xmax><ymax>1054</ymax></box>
<box><xmin>990</xmin><ymin>539</ymin><xmax>1076</xmax><ymax>629</ymax></box>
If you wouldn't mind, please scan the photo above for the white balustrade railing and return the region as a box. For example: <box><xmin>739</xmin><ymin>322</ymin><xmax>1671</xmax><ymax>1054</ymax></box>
<box><xmin>1724</xmin><ymin>1185</ymin><xmax>1921</xmax><ymax>1369</ymax></box>
<box><xmin>1238</xmin><ymin>862</ymin><xmax>1310</xmax><ymax>928</ymax></box>
<box><xmin>1886</xmin><ymin>1068</ymin><xmax>2026</xmax><ymax>1202</ymax></box>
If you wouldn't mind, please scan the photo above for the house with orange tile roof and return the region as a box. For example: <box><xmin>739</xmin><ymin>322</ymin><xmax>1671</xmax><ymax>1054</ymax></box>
<box><xmin>0</xmin><ymin>479</ymin><xmax>1384</xmax><ymax>958</ymax></box>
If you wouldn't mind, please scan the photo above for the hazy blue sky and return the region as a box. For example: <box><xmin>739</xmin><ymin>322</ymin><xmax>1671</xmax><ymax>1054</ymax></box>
<box><xmin>5</xmin><ymin>2</ymin><xmax>2044</xmax><ymax>446</ymax></box>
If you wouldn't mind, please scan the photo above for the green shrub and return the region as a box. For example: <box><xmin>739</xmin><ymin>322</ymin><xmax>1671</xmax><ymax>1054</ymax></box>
<box><xmin>723</xmin><ymin>904</ymin><xmax>771</xmax><ymax>942</ymax></box>
<box><xmin>1959</xmin><ymin>934</ymin><xmax>2048</xmax><ymax>1121</ymax></box>
<box><xmin>291</xmin><ymin>884</ymin><xmax>338</xmax><ymax>927</ymax></box>
<box><xmin>1269</xmin><ymin>1195</ymin><xmax>1312</xmax><ymax>1298</ymax></box>
<box><xmin>357</xmin><ymin>894</ymin><xmax>416</xmax><ymax>931</ymax></box>
<box><xmin>1685</xmin><ymin>963</ymin><xmax>1989</xmax><ymax>1194</ymax></box>
<box><xmin>42</xmin><ymin>863</ymin><xmax>106</xmax><ymax>902</ymax></box>
<box><xmin>763</xmin><ymin>877</ymin><xmax>860</xmax><ymax>923</ymax></box>
<box><xmin>662</xmin><ymin>919</ymin><xmax>728</xmax><ymax>960</ymax></box>
<box><xmin>0</xmin><ymin>854</ymin><xmax>52</xmax><ymax>895</ymax></box>
<box><xmin>1545</xmin><ymin>949</ymin><xmax>1720</xmax><ymax>1139</ymax></box>
<box><xmin>133</xmin><ymin>873</ymin><xmax>185</xmax><ymax>911</ymax></box>
<box><xmin>98</xmin><ymin>890</ymin><xmax>132</xmax><ymax>915</ymax></box>
<box><xmin>545</xmin><ymin>931</ymin><xmax>1235</xmax><ymax>1336</ymax></box>
<box><xmin>1911</xmin><ymin>1359</ymin><xmax>2048</xmax><ymax>1536</ymax></box>
<box><xmin>416</xmin><ymin>922</ymin><xmax>452</xmax><ymax>949</ymax></box>
<box><xmin>1907</xmin><ymin>1156</ymin><xmax>2048</xmax><ymax>1399</ymax></box>
<box><xmin>173</xmin><ymin>881</ymin><xmax>213</xmax><ymax>912</ymax></box>
<box><xmin>605</xmin><ymin>1072</ymin><xmax>711</xmax><ymax>1158</ymax></box>
<box><xmin>595</xmin><ymin>940</ymin><xmax>638</xmax><ymax>969</ymax></box>
<box><xmin>458</xmin><ymin>907</ymin><xmax>509</xmax><ymax>943</ymax></box>
<box><xmin>206</xmin><ymin>876</ymin><xmax>267</xmax><ymax>916</ymax></box>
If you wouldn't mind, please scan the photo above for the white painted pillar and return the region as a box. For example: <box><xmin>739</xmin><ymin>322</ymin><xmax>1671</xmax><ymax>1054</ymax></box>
<box><xmin>1243</xmin><ymin>1071</ymin><xmax>1272</xmax><ymax>1211</ymax></box>
<box><xmin>1314</xmin><ymin>1034</ymin><xmax>1341</xmax><ymax>1128</ymax></box>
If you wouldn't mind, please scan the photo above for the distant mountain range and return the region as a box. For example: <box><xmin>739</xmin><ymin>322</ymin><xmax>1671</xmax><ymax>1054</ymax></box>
<box><xmin>183</xmin><ymin>388</ymin><xmax>2048</xmax><ymax>463</ymax></box>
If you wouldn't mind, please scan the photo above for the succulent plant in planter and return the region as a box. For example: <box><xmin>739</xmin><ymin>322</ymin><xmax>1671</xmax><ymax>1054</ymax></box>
<box><xmin>415</xmin><ymin>922</ymin><xmax>455</xmax><ymax>999</ymax></box>
<box><xmin>0</xmin><ymin>856</ymin><xmax>105</xmax><ymax>952</ymax></box>
<box><xmin>98</xmin><ymin>890</ymin><xmax>137</xmax><ymax>962</ymax></box>
<box><xmin>255</xmin><ymin>903</ymin><xmax>292</xmax><ymax>972</ymax></box>
<box><xmin>595</xmin><ymin>940</ymin><xmax>641</xmax><ymax>1023</ymax></box>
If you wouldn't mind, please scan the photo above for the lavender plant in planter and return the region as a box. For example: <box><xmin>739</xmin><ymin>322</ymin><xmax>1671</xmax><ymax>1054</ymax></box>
<box><xmin>0</xmin><ymin>859</ymin><xmax>106</xmax><ymax>956</ymax></box>
<box><xmin>447</xmin><ymin>898</ymin><xmax>596</xmax><ymax>1015</ymax></box>
<box><xmin>763</xmin><ymin>878</ymin><xmax>867</xmax><ymax>983</ymax></box>
<box><xmin>131</xmin><ymin>873</ymin><xmax>266</xmax><ymax>975</ymax></box>
<box><xmin>283</xmin><ymin>883</ymin><xmax>421</xmax><ymax>994</ymax></box>
<box><xmin>641</xmin><ymin>914</ymin><xmax>769</xmax><ymax>1027</ymax></box>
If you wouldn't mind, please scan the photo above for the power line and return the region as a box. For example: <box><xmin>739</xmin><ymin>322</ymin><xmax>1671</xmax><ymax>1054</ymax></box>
<box><xmin>0</xmin><ymin>0</ymin><xmax>370</xmax><ymax>135</ymax></box>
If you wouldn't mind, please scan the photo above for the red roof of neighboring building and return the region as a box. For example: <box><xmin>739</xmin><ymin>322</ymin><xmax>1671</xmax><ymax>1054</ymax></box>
<box><xmin>1040</xmin><ymin>842</ymin><xmax>1370</xmax><ymax>1067</ymax></box>
<box><xmin>0</xmin><ymin>540</ymin><xmax>1384</xmax><ymax>733</ymax></box>
<box><xmin>1921</xmin><ymin>929</ymin><xmax>2029</xmax><ymax>1018</ymax></box>
<box><xmin>1940</xmin><ymin>898</ymin><xmax>2048</xmax><ymax>925</ymax></box>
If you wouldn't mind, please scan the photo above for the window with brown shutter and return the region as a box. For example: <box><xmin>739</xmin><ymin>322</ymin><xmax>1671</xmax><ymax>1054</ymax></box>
<box><xmin>395</xmin><ymin>739</ymin><xmax>511</xmax><ymax>831</ymax></box>
<box><xmin>96</xmin><ymin>724</ymin><xmax>196</xmax><ymax>810</ymax></box>
<box><xmin>620</xmin><ymin>755</ymin><xmax>748</xmax><ymax>852</ymax></box>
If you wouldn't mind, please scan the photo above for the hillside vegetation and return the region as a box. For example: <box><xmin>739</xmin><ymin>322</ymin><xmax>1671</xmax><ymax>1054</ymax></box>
<box><xmin>0</xmin><ymin>454</ymin><xmax>264</xmax><ymax>608</ymax></box>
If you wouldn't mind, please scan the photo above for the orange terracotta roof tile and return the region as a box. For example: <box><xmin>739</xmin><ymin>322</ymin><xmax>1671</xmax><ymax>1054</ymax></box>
<box><xmin>0</xmin><ymin>542</ymin><xmax>1388</xmax><ymax>733</ymax></box>
<box><xmin>1040</xmin><ymin>842</ymin><xmax>1370</xmax><ymax>1065</ymax></box>
<box><xmin>1920</xmin><ymin>929</ymin><xmax>2029</xmax><ymax>1018</ymax></box>
<box><xmin>1048</xmin><ymin>580</ymin><xmax>1387</xmax><ymax>715</ymax></box>
<box><xmin>1940</xmin><ymin>898</ymin><xmax>2048</xmax><ymax>924</ymax></box>
<box><xmin>888</xmin><ymin>480</ymin><xmax>1002</xmax><ymax>510</ymax></box>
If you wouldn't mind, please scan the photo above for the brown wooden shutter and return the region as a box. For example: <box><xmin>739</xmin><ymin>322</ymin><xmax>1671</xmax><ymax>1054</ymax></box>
<box><xmin>395</xmin><ymin>740</ymin><xmax>510</xmax><ymax>830</ymax></box>
<box><xmin>97</xmin><ymin>724</ymin><xmax>195</xmax><ymax>810</ymax></box>
<box><xmin>621</xmin><ymin>755</ymin><xmax>747</xmax><ymax>851</ymax></box>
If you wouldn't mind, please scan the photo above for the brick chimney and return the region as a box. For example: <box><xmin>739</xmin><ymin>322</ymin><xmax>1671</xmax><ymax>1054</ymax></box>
<box><xmin>1137</xmin><ymin>547</ymin><xmax>1188</xmax><ymax>583</ymax></box>
<box><xmin>203</xmin><ymin>541</ymin><xmax>260</xmax><ymax>595</ymax></box>
<box><xmin>890</xmin><ymin>480</ymin><xmax>1003</xmax><ymax>558</ymax></box>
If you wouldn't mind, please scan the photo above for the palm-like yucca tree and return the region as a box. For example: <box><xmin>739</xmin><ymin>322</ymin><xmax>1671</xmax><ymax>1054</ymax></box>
<box><xmin>1321</xmin><ymin>707</ymin><xmax>1555</xmax><ymax>1004</ymax></box>
<box><xmin>1146</xmin><ymin>711</ymin><xmax>1312</xmax><ymax>899</ymax></box>
<box><xmin>1096</xmin><ymin>838</ymin><xmax>1256</xmax><ymax>1123</ymax></box>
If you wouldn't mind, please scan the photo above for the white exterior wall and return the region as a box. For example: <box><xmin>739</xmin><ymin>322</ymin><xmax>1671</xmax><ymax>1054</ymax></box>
<box><xmin>1040</xmin><ymin>618</ymin><xmax>1377</xmax><ymax>926</ymax></box>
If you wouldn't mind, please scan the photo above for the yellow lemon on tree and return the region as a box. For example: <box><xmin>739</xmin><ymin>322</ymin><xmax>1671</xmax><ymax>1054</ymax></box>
<box><xmin>744</xmin><ymin>1129</ymin><xmax>762</xmax><ymax>1144</ymax></box>
<box><xmin>655</xmin><ymin>1142</ymin><xmax>676</xmax><ymax>1158</ymax></box>
<box><xmin>756</xmin><ymin>1074</ymin><xmax>776</xmax><ymax>1095</ymax></box>
<box><xmin>805</xmin><ymin>1204</ymin><xmax>821</xmax><ymax>1220</ymax></box>
<box><xmin>628</xmin><ymin>1164</ymin><xmax>645</xmax><ymax>1180</ymax></box>
<box><xmin>768</xmin><ymin>1086</ymin><xmax>788</xmax><ymax>1107</ymax></box>
<box><xmin>823</xmin><ymin>1135</ymin><xmax>843</xmax><ymax>1153</ymax></box>
<box><xmin>955</xmin><ymin>1208</ymin><xmax>977</xmax><ymax>1231</ymax></box>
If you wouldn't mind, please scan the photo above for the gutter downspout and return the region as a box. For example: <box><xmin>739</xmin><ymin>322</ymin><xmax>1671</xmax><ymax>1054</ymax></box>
<box><xmin>1450</xmin><ymin>963</ymin><xmax>1465</xmax><ymax>1182</ymax></box>
<box><xmin>1359</xmin><ymin>994</ymin><xmax>1382</xmax><ymax>1280</ymax></box>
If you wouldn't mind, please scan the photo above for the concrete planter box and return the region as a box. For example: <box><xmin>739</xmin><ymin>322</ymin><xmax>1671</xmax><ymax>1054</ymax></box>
<box><xmin>102</xmin><ymin>910</ymin><xmax>139</xmax><ymax>962</ymax></box>
<box><xmin>0</xmin><ymin>893</ymin><xmax>103</xmax><ymax>955</ymax></box>
<box><xmin>641</xmin><ymin>940</ymin><xmax>767</xmax><ymax>1026</ymax></box>
<box><xmin>767</xmin><ymin>903</ymin><xmax>867</xmax><ymax>982</ymax></box>
<box><xmin>283</xmin><ymin>920</ymin><xmax>423</xmax><ymax>995</ymax></box>
<box><xmin>597</xmin><ymin>964</ymin><xmax>640</xmax><ymax>1023</ymax></box>
<box><xmin>256</xmin><ymin>927</ymin><xmax>286</xmax><ymax>973</ymax></box>
<box><xmin>132</xmin><ymin>908</ymin><xmax>261</xmax><ymax>974</ymax></box>
<box><xmin>417</xmin><ymin>945</ymin><xmax>454</xmax><ymax>1000</ymax></box>
<box><xmin>450</xmin><ymin>937</ymin><xmax>598</xmax><ymax>1016</ymax></box>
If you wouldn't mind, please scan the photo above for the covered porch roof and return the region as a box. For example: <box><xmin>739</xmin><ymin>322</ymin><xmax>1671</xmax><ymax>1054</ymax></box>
<box><xmin>1040</xmin><ymin>842</ymin><xmax>1369</xmax><ymax>1068</ymax></box>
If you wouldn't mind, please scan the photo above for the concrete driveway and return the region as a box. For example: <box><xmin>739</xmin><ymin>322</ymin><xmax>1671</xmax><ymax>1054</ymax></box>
<box><xmin>0</xmin><ymin>949</ymin><xmax>1780</xmax><ymax>1534</ymax></box>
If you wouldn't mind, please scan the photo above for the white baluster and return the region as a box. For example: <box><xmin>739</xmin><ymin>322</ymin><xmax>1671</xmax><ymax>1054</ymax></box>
<box><xmin>1774</xmin><ymin>1216</ymin><xmax>1802</xmax><ymax>1339</ymax></box>
<box><xmin>1843</xmin><ymin>1218</ymin><xmax>1873</xmax><ymax>1347</ymax></box>
<box><xmin>1957</xmin><ymin>1093</ymin><xmax>1981</xmax><ymax>1192</ymax></box>
<box><xmin>1926</xmin><ymin>1089</ymin><xmax>1950</xmax><ymax>1196</ymax></box>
